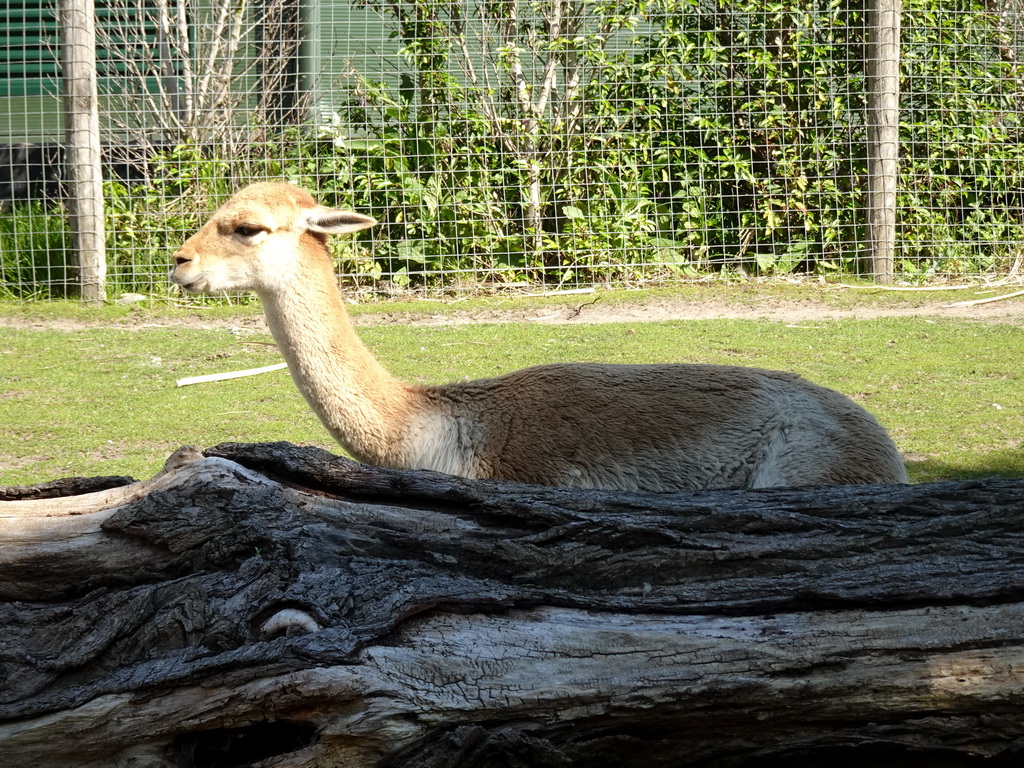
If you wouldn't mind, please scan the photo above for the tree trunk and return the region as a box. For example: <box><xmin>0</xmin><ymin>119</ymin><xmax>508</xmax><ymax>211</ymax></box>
<box><xmin>2</xmin><ymin>442</ymin><xmax>1024</xmax><ymax>768</ymax></box>
<box><xmin>524</xmin><ymin>152</ymin><xmax>547</xmax><ymax>268</ymax></box>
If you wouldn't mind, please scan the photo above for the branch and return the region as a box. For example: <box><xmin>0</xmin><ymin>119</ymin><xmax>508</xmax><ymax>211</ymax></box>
<box><xmin>451</xmin><ymin>5</ymin><xmax>506</xmax><ymax>137</ymax></box>
<box><xmin>945</xmin><ymin>287</ymin><xmax>1024</xmax><ymax>307</ymax></box>
<box><xmin>174</xmin><ymin>0</ymin><xmax>194</xmax><ymax>124</ymax></box>
<box><xmin>193</xmin><ymin>0</ymin><xmax>235</xmax><ymax>117</ymax></box>
<box><xmin>534</xmin><ymin>0</ymin><xmax>564</xmax><ymax>118</ymax></box>
<box><xmin>499</xmin><ymin>0</ymin><xmax>537</xmax><ymax>124</ymax></box>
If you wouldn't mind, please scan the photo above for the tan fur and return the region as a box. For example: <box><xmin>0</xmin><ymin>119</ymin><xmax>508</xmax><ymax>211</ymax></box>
<box><xmin>171</xmin><ymin>182</ymin><xmax>908</xmax><ymax>491</ymax></box>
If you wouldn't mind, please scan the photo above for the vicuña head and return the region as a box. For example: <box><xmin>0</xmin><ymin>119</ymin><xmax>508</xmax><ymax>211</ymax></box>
<box><xmin>172</xmin><ymin>181</ymin><xmax>908</xmax><ymax>491</ymax></box>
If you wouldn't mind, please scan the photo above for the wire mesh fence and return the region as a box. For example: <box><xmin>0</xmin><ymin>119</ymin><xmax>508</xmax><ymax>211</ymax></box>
<box><xmin>1</xmin><ymin>0</ymin><xmax>1024</xmax><ymax>300</ymax></box>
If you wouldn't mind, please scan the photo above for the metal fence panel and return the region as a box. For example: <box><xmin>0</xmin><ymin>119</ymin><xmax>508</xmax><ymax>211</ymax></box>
<box><xmin>1</xmin><ymin>0</ymin><xmax>1023</xmax><ymax>299</ymax></box>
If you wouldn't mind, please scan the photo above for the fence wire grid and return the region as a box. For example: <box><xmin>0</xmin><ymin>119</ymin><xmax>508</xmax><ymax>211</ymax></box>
<box><xmin>2</xmin><ymin>0</ymin><xmax>1024</xmax><ymax>300</ymax></box>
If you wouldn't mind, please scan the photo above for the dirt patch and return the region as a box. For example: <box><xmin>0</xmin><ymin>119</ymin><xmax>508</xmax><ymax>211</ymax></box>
<box><xmin>2</xmin><ymin>289</ymin><xmax>1023</xmax><ymax>331</ymax></box>
<box><xmin>379</xmin><ymin>294</ymin><xmax>1024</xmax><ymax>327</ymax></box>
<box><xmin>0</xmin><ymin>454</ymin><xmax>51</xmax><ymax>475</ymax></box>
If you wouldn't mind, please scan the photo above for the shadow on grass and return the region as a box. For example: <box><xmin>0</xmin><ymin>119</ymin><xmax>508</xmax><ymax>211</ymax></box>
<box><xmin>907</xmin><ymin>446</ymin><xmax>1024</xmax><ymax>484</ymax></box>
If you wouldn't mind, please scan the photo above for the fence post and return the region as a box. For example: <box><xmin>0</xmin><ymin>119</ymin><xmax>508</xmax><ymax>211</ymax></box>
<box><xmin>866</xmin><ymin>0</ymin><xmax>902</xmax><ymax>284</ymax></box>
<box><xmin>59</xmin><ymin>0</ymin><xmax>107</xmax><ymax>302</ymax></box>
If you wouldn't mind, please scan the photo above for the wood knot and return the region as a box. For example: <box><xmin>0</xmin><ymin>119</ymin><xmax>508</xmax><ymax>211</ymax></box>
<box><xmin>260</xmin><ymin>607</ymin><xmax>322</xmax><ymax>638</ymax></box>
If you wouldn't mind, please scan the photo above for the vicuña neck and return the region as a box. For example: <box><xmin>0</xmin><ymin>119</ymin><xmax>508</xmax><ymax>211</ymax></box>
<box><xmin>258</xmin><ymin>265</ymin><xmax>415</xmax><ymax>466</ymax></box>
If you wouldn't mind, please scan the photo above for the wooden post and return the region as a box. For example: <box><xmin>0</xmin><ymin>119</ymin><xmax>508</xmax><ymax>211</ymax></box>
<box><xmin>59</xmin><ymin>0</ymin><xmax>107</xmax><ymax>302</ymax></box>
<box><xmin>866</xmin><ymin>0</ymin><xmax>901</xmax><ymax>284</ymax></box>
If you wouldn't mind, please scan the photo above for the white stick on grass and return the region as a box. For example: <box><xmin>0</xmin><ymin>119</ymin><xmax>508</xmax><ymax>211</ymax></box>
<box><xmin>945</xmin><ymin>288</ymin><xmax>1024</xmax><ymax>308</ymax></box>
<box><xmin>176</xmin><ymin>363</ymin><xmax>288</xmax><ymax>388</ymax></box>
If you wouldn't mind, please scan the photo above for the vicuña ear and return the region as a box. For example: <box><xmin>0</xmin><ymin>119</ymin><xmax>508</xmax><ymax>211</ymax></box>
<box><xmin>302</xmin><ymin>207</ymin><xmax>378</xmax><ymax>235</ymax></box>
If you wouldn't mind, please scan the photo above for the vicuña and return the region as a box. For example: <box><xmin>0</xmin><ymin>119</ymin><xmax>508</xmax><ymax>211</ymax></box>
<box><xmin>171</xmin><ymin>182</ymin><xmax>907</xmax><ymax>491</ymax></box>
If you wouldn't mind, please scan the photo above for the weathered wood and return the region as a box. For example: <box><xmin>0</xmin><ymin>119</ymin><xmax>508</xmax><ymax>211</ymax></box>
<box><xmin>866</xmin><ymin>0</ymin><xmax>902</xmax><ymax>284</ymax></box>
<box><xmin>59</xmin><ymin>0</ymin><xmax>107</xmax><ymax>302</ymax></box>
<box><xmin>2</xmin><ymin>442</ymin><xmax>1024</xmax><ymax>768</ymax></box>
<box><xmin>0</xmin><ymin>474</ymin><xmax>135</xmax><ymax>501</ymax></box>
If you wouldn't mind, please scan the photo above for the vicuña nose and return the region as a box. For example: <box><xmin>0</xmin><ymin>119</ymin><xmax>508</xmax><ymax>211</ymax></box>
<box><xmin>173</xmin><ymin>253</ymin><xmax>192</xmax><ymax>266</ymax></box>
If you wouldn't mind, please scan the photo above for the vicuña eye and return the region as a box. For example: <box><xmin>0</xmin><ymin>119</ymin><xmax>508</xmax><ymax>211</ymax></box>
<box><xmin>235</xmin><ymin>224</ymin><xmax>264</xmax><ymax>238</ymax></box>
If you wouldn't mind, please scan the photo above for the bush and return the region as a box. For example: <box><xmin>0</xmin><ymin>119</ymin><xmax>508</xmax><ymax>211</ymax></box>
<box><xmin>23</xmin><ymin>0</ymin><xmax>1023</xmax><ymax>297</ymax></box>
<box><xmin>331</xmin><ymin>0</ymin><xmax>1024</xmax><ymax>284</ymax></box>
<box><xmin>0</xmin><ymin>203</ymin><xmax>72</xmax><ymax>299</ymax></box>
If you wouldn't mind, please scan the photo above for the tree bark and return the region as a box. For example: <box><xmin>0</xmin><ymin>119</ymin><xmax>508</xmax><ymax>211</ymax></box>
<box><xmin>2</xmin><ymin>442</ymin><xmax>1024</xmax><ymax>768</ymax></box>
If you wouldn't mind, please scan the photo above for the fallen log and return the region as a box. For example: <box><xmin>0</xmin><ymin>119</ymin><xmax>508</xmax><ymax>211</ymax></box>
<box><xmin>2</xmin><ymin>442</ymin><xmax>1023</xmax><ymax>768</ymax></box>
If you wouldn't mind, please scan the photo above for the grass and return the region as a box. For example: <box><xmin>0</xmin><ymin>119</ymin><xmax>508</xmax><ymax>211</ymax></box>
<box><xmin>1</xmin><ymin>295</ymin><xmax>1022</xmax><ymax>486</ymax></box>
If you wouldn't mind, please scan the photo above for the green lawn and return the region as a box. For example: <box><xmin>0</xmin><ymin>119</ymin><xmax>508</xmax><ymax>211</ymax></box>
<box><xmin>1</xmin><ymin>297</ymin><xmax>1021</xmax><ymax>485</ymax></box>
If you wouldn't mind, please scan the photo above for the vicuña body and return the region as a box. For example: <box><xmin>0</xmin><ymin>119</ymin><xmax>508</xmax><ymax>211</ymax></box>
<box><xmin>171</xmin><ymin>182</ymin><xmax>907</xmax><ymax>491</ymax></box>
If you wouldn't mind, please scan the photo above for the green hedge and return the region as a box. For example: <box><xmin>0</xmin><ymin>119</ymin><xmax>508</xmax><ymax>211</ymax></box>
<box><xmin>3</xmin><ymin>0</ymin><xmax>1021</xmax><ymax>298</ymax></box>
